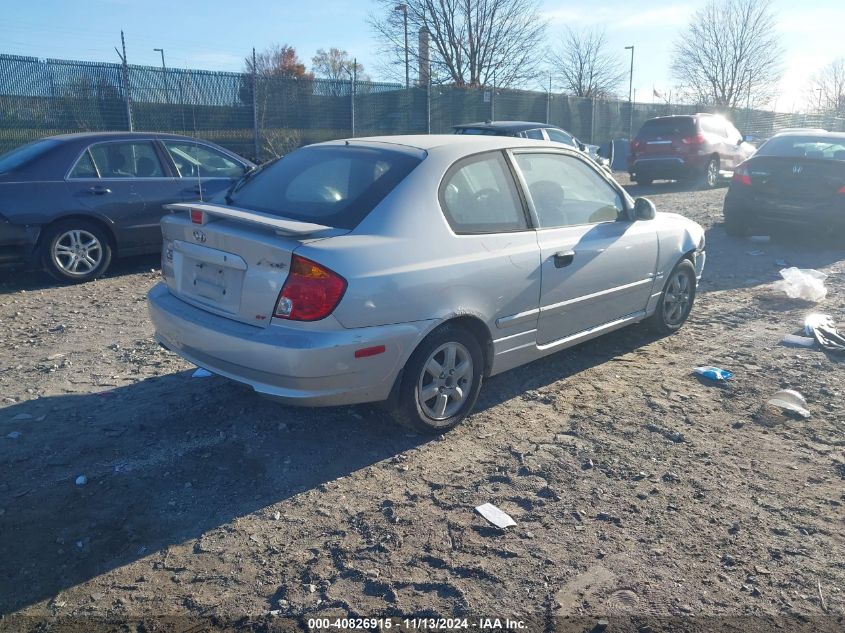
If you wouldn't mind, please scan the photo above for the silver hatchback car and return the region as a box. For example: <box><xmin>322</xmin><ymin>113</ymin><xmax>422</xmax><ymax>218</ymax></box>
<box><xmin>148</xmin><ymin>135</ymin><xmax>705</xmax><ymax>433</ymax></box>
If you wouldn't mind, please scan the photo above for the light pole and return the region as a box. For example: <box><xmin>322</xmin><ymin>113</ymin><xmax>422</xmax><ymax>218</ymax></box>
<box><xmin>624</xmin><ymin>45</ymin><xmax>634</xmax><ymax>138</ymax></box>
<box><xmin>154</xmin><ymin>47</ymin><xmax>170</xmax><ymax>104</ymax></box>
<box><xmin>395</xmin><ymin>4</ymin><xmax>409</xmax><ymax>89</ymax></box>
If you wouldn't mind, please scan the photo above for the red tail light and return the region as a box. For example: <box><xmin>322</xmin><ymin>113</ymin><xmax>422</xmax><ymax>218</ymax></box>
<box><xmin>190</xmin><ymin>209</ymin><xmax>204</xmax><ymax>224</ymax></box>
<box><xmin>733</xmin><ymin>162</ymin><xmax>752</xmax><ymax>186</ymax></box>
<box><xmin>630</xmin><ymin>139</ymin><xmax>642</xmax><ymax>155</ymax></box>
<box><xmin>681</xmin><ymin>133</ymin><xmax>705</xmax><ymax>146</ymax></box>
<box><xmin>273</xmin><ymin>255</ymin><xmax>347</xmax><ymax>321</ymax></box>
<box><xmin>839</xmin><ymin>185</ymin><xmax>845</xmax><ymax>194</ymax></box>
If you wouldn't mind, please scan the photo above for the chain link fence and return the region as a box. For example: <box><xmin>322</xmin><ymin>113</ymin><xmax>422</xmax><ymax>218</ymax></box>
<box><xmin>2</xmin><ymin>54</ymin><xmax>844</xmax><ymax>163</ymax></box>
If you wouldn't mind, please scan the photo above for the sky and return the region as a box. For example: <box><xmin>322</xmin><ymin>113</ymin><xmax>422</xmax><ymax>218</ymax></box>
<box><xmin>1</xmin><ymin>0</ymin><xmax>842</xmax><ymax>112</ymax></box>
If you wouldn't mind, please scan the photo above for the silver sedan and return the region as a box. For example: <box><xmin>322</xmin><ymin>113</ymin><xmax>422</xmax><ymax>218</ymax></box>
<box><xmin>148</xmin><ymin>135</ymin><xmax>705</xmax><ymax>433</ymax></box>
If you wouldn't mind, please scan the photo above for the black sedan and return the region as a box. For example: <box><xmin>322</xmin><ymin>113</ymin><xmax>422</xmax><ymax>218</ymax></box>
<box><xmin>453</xmin><ymin>121</ymin><xmax>613</xmax><ymax>171</ymax></box>
<box><xmin>723</xmin><ymin>131</ymin><xmax>845</xmax><ymax>236</ymax></box>
<box><xmin>0</xmin><ymin>132</ymin><xmax>254</xmax><ymax>282</ymax></box>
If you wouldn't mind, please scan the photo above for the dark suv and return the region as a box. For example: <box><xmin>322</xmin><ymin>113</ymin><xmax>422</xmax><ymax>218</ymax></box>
<box><xmin>628</xmin><ymin>114</ymin><xmax>754</xmax><ymax>188</ymax></box>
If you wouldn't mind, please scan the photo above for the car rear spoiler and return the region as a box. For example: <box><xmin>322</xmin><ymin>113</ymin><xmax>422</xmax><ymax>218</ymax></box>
<box><xmin>164</xmin><ymin>202</ymin><xmax>335</xmax><ymax>237</ymax></box>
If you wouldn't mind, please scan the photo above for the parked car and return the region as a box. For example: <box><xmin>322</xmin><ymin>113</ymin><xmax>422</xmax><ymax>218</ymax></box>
<box><xmin>0</xmin><ymin>132</ymin><xmax>254</xmax><ymax>282</ymax></box>
<box><xmin>628</xmin><ymin>114</ymin><xmax>755</xmax><ymax>188</ymax></box>
<box><xmin>454</xmin><ymin>121</ymin><xmax>612</xmax><ymax>171</ymax></box>
<box><xmin>148</xmin><ymin>135</ymin><xmax>705</xmax><ymax>434</ymax></box>
<box><xmin>723</xmin><ymin>130</ymin><xmax>845</xmax><ymax>235</ymax></box>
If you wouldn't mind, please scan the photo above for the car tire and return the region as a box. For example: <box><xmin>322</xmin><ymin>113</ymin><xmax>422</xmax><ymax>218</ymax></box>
<box><xmin>700</xmin><ymin>157</ymin><xmax>719</xmax><ymax>189</ymax></box>
<box><xmin>723</xmin><ymin>212</ymin><xmax>749</xmax><ymax>237</ymax></box>
<box><xmin>648</xmin><ymin>259</ymin><xmax>697</xmax><ymax>334</ymax></box>
<box><xmin>390</xmin><ymin>323</ymin><xmax>484</xmax><ymax>435</ymax></box>
<box><xmin>41</xmin><ymin>220</ymin><xmax>113</xmax><ymax>283</ymax></box>
<box><xmin>634</xmin><ymin>176</ymin><xmax>653</xmax><ymax>186</ymax></box>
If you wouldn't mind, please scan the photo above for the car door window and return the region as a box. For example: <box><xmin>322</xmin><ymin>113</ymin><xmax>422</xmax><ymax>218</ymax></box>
<box><xmin>545</xmin><ymin>129</ymin><xmax>576</xmax><ymax>147</ymax></box>
<box><xmin>514</xmin><ymin>153</ymin><xmax>623</xmax><ymax>228</ymax></box>
<box><xmin>88</xmin><ymin>141</ymin><xmax>164</xmax><ymax>178</ymax></box>
<box><xmin>524</xmin><ymin>129</ymin><xmax>545</xmax><ymax>140</ymax></box>
<box><xmin>440</xmin><ymin>152</ymin><xmax>527</xmax><ymax>234</ymax></box>
<box><xmin>163</xmin><ymin>141</ymin><xmax>245</xmax><ymax>179</ymax></box>
<box><xmin>68</xmin><ymin>150</ymin><xmax>99</xmax><ymax>178</ymax></box>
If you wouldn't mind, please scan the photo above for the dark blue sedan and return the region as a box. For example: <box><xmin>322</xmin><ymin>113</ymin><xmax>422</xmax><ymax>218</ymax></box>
<box><xmin>0</xmin><ymin>132</ymin><xmax>254</xmax><ymax>282</ymax></box>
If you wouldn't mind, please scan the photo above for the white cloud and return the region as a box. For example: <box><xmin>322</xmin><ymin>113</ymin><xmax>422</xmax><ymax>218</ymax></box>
<box><xmin>610</xmin><ymin>6</ymin><xmax>693</xmax><ymax>30</ymax></box>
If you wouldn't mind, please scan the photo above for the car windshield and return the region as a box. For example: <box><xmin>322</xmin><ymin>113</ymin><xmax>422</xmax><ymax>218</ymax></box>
<box><xmin>637</xmin><ymin>117</ymin><xmax>696</xmax><ymax>137</ymax></box>
<box><xmin>226</xmin><ymin>145</ymin><xmax>423</xmax><ymax>229</ymax></box>
<box><xmin>0</xmin><ymin>138</ymin><xmax>61</xmax><ymax>174</ymax></box>
<box><xmin>756</xmin><ymin>135</ymin><xmax>845</xmax><ymax>160</ymax></box>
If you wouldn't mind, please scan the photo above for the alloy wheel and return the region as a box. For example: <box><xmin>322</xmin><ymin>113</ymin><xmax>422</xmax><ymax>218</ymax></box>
<box><xmin>663</xmin><ymin>271</ymin><xmax>692</xmax><ymax>325</ymax></box>
<box><xmin>52</xmin><ymin>229</ymin><xmax>103</xmax><ymax>277</ymax></box>
<box><xmin>417</xmin><ymin>341</ymin><xmax>474</xmax><ymax>421</ymax></box>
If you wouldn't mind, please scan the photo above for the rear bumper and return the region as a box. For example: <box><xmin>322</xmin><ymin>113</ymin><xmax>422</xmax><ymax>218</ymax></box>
<box><xmin>628</xmin><ymin>155</ymin><xmax>706</xmax><ymax>180</ymax></box>
<box><xmin>0</xmin><ymin>217</ymin><xmax>40</xmax><ymax>264</ymax></box>
<box><xmin>147</xmin><ymin>283</ymin><xmax>433</xmax><ymax>406</ymax></box>
<box><xmin>724</xmin><ymin>189</ymin><xmax>845</xmax><ymax>230</ymax></box>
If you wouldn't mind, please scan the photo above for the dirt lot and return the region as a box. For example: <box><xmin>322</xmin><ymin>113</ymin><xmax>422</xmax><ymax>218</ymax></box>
<box><xmin>1</xmin><ymin>177</ymin><xmax>843</xmax><ymax>631</ymax></box>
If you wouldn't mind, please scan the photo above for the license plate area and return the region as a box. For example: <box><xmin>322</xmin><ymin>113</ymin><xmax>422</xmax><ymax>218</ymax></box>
<box><xmin>172</xmin><ymin>240</ymin><xmax>246</xmax><ymax>314</ymax></box>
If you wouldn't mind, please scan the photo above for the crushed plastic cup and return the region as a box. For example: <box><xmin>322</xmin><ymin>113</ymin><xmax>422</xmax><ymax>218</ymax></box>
<box><xmin>693</xmin><ymin>366</ymin><xmax>733</xmax><ymax>381</ymax></box>
<box><xmin>766</xmin><ymin>389</ymin><xmax>810</xmax><ymax>419</ymax></box>
<box><xmin>781</xmin><ymin>334</ymin><xmax>816</xmax><ymax>348</ymax></box>
<box><xmin>772</xmin><ymin>268</ymin><xmax>827</xmax><ymax>302</ymax></box>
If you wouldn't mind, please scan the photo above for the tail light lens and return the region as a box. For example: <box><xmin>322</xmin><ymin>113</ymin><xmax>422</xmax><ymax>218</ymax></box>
<box><xmin>190</xmin><ymin>209</ymin><xmax>204</xmax><ymax>224</ymax></box>
<box><xmin>273</xmin><ymin>255</ymin><xmax>347</xmax><ymax>321</ymax></box>
<box><xmin>681</xmin><ymin>133</ymin><xmax>705</xmax><ymax>146</ymax></box>
<box><xmin>630</xmin><ymin>139</ymin><xmax>642</xmax><ymax>155</ymax></box>
<box><xmin>733</xmin><ymin>162</ymin><xmax>752</xmax><ymax>186</ymax></box>
<box><xmin>838</xmin><ymin>185</ymin><xmax>845</xmax><ymax>194</ymax></box>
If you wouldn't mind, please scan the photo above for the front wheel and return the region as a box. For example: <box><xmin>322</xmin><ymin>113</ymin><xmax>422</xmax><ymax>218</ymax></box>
<box><xmin>648</xmin><ymin>259</ymin><xmax>697</xmax><ymax>334</ymax></box>
<box><xmin>389</xmin><ymin>323</ymin><xmax>484</xmax><ymax>434</ymax></box>
<box><xmin>41</xmin><ymin>220</ymin><xmax>113</xmax><ymax>283</ymax></box>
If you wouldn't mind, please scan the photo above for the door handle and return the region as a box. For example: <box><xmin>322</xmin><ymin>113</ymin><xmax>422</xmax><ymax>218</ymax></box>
<box><xmin>87</xmin><ymin>186</ymin><xmax>111</xmax><ymax>195</ymax></box>
<box><xmin>553</xmin><ymin>250</ymin><xmax>575</xmax><ymax>268</ymax></box>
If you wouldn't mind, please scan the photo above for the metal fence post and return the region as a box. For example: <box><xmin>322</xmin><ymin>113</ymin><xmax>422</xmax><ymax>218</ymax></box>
<box><xmin>251</xmin><ymin>48</ymin><xmax>259</xmax><ymax>162</ymax></box>
<box><xmin>115</xmin><ymin>30</ymin><xmax>133</xmax><ymax>131</ymax></box>
<box><xmin>427</xmin><ymin>65</ymin><xmax>431</xmax><ymax>134</ymax></box>
<box><xmin>351</xmin><ymin>59</ymin><xmax>356</xmax><ymax>137</ymax></box>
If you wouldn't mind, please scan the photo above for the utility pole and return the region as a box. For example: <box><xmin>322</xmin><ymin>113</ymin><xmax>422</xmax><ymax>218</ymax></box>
<box><xmin>114</xmin><ymin>31</ymin><xmax>133</xmax><ymax>131</ymax></box>
<box><xmin>624</xmin><ymin>45</ymin><xmax>634</xmax><ymax>139</ymax></box>
<box><xmin>546</xmin><ymin>73</ymin><xmax>551</xmax><ymax>124</ymax></box>
<box><xmin>395</xmin><ymin>4</ymin><xmax>409</xmax><ymax>89</ymax></box>
<box><xmin>817</xmin><ymin>88</ymin><xmax>823</xmax><ymax>112</ymax></box>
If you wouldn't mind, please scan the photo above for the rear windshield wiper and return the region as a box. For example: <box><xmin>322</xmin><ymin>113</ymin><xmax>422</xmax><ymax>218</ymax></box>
<box><xmin>224</xmin><ymin>157</ymin><xmax>279</xmax><ymax>204</ymax></box>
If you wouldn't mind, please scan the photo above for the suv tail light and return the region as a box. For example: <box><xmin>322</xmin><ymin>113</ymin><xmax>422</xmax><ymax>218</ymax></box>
<box><xmin>733</xmin><ymin>162</ymin><xmax>752</xmax><ymax>186</ymax></box>
<box><xmin>630</xmin><ymin>139</ymin><xmax>642</xmax><ymax>154</ymax></box>
<box><xmin>681</xmin><ymin>133</ymin><xmax>706</xmax><ymax>146</ymax></box>
<box><xmin>838</xmin><ymin>185</ymin><xmax>845</xmax><ymax>194</ymax></box>
<box><xmin>190</xmin><ymin>209</ymin><xmax>205</xmax><ymax>224</ymax></box>
<box><xmin>273</xmin><ymin>255</ymin><xmax>347</xmax><ymax>321</ymax></box>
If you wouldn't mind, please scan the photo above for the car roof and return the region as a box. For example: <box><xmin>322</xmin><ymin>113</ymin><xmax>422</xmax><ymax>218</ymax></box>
<box><xmin>43</xmin><ymin>131</ymin><xmax>218</xmax><ymax>142</ymax></box>
<box><xmin>318</xmin><ymin>134</ymin><xmax>566</xmax><ymax>155</ymax></box>
<box><xmin>452</xmin><ymin>121</ymin><xmax>559</xmax><ymax>132</ymax></box>
<box><xmin>769</xmin><ymin>130</ymin><xmax>845</xmax><ymax>139</ymax></box>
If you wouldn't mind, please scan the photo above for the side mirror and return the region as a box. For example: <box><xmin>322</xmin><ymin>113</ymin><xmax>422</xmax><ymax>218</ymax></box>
<box><xmin>633</xmin><ymin>197</ymin><xmax>656</xmax><ymax>221</ymax></box>
<box><xmin>577</xmin><ymin>141</ymin><xmax>587</xmax><ymax>152</ymax></box>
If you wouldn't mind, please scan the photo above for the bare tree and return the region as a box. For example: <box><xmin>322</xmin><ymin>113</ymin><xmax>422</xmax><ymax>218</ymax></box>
<box><xmin>670</xmin><ymin>0</ymin><xmax>783</xmax><ymax>108</ymax></box>
<box><xmin>808</xmin><ymin>58</ymin><xmax>845</xmax><ymax>114</ymax></box>
<box><xmin>368</xmin><ymin>0</ymin><xmax>547</xmax><ymax>88</ymax></box>
<box><xmin>549</xmin><ymin>27</ymin><xmax>625</xmax><ymax>98</ymax></box>
<box><xmin>312</xmin><ymin>48</ymin><xmax>368</xmax><ymax>83</ymax></box>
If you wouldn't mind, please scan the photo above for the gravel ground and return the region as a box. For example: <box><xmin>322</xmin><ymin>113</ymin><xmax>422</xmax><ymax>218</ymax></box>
<box><xmin>0</xmin><ymin>176</ymin><xmax>843</xmax><ymax>631</ymax></box>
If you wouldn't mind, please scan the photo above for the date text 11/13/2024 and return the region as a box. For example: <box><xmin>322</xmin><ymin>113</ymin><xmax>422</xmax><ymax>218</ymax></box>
<box><xmin>306</xmin><ymin>618</ymin><xmax>527</xmax><ymax>630</ymax></box>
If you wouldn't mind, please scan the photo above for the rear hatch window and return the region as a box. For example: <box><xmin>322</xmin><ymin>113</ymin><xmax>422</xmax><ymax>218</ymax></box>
<box><xmin>225</xmin><ymin>144</ymin><xmax>423</xmax><ymax>229</ymax></box>
<box><xmin>637</xmin><ymin>117</ymin><xmax>696</xmax><ymax>138</ymax></box>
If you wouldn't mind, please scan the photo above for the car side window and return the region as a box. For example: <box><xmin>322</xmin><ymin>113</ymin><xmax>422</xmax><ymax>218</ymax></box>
<box><xmin>68</xmin><ymin>150</ymin><xmax>99</xmax><ymax>178</ymax></box>
<box><xmin>163</xmin><ymin>141</ymin><xmax>246</xmax><ymax>179</ymax></box>
<box><xmin>440</xmin><ymin>152</ymin><xmax>528</xmax><ymax>234</ymax></box>
<box><xmin>513</xmin><ymin>153</ymin><xmax>624</xmax><ymax>228</ymax></box>
<box><xmin>524</xmin><ymin>129</ymin><xmax>545</xmax><ymax>140</ymax></box>
<box><xmin>545</xmin><ymin>128</ymin><xmax>576</xmax><ymax>147</ymax></box>
<box><xmin>87</xmin><ymin>141</ymin><xmax>165</xmax><ymax>178</ymax></box>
